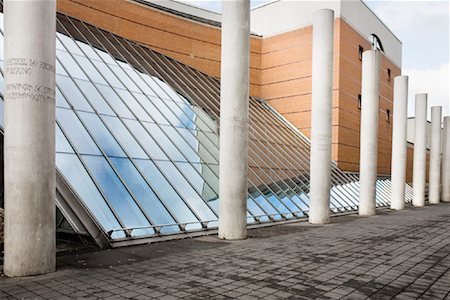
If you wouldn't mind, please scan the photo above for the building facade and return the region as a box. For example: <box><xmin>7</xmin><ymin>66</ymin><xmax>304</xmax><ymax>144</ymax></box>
<box><xmin>56</xmin><ymin>0</ymin><xmax>404</xmax><ymax>176</ymax></box>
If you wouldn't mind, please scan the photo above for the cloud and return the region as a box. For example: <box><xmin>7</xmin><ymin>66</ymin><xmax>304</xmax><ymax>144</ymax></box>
<box><xmin>405</xmin><ymin>63</ymin><xmax>450</xmax><ymax>119</ymax></box>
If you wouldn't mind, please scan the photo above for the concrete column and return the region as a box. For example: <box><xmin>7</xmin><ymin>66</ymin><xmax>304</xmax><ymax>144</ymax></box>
<box><xmin>309</xmin><ymin>9</ymin><xmax>334</xmax><ymax>224</ymax></box>
<box><xmin>412</xmin><ymin>94</ymin><xmax>428</xmax><ymax>207</ymax></box>
<box><xmin>390</xmin><ymin>76</ymin><xmax>409</xmax><ymax>210</ymax></box>
<box><xmin>442</xmin><ymin>117</ymin><xmax>450</xmax><ymax>202</ymax></box>
<box><xmin>359</xmin><ymin>50</ymin><xmax>380</xmax><ymax>216</ymax></box>
<box><xmin>429</xmin><ymin>106</ymin><xmax>442</xmax><ymax>204</ymax></box>
<box><xmin>3</xmin><ymin>0</ymin><xmax>56</xmax><ymax>276</ymax></box>
<box><xmin>218</xmin><ymin>0</ymin><xmax>250</xmax><ymax>240</ymax></box>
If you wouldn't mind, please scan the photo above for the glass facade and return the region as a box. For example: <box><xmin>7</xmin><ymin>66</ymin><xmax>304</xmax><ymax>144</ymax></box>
<box><xmin>0</xmin><ymin>10</ymin><xmax>413</xmax><ymax>245</ymax></box>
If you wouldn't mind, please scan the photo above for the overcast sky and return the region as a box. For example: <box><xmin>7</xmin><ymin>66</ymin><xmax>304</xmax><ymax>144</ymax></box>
<box><xmin>179</xmin><ymin>0</ymin><xmax>450</xmax><ymax>119</ymax></box>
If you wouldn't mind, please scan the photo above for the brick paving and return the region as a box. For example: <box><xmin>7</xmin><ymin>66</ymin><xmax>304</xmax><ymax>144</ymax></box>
<box><xmin>1</xmin><ymin>203</ymin><xmax>450</xmax><ymax>300</ymax></box>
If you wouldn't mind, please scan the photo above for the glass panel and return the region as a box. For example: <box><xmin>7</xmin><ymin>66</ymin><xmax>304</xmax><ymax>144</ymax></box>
<box><xmin>56</xmin><ymin>124</ymin><xmax>74</xmax><ymax>153</ymax></box>
<box><xmin>91</xmin><ymin>60</ymin><xmax>125</xmax><ymax>89</ymax></box>
<box><xmin>155</xmin><ymin>160</ymin><xmax>217</xmax><ymax>222</ymax></box>
<box><xmin>124</xmin><ymin>69</ymin><xmax>156</xmax><ymax>96</ymax></box>
<box><xmin>122</xmin><ymin>119</ymin><xmax>168</xmax><ymax>160</ymax></box>
<box><xmin>95</xmin><ymin>84</ymin><xmax>134</xmax><ymax>119</ymax></box>
<box><xmin>110</xmin><ymin>65</ymin><xmax>140</xmax><ymax>92</ymax></box>
<box><xmin>56</xmin><ymin>153</ymin><xmax>125</xmax><ymax>239</ymax></box>
<box><xmin>142</xmin><ymin>123</ymin><xmax>186</xmax><ymax>162</ymax></box>
<box><xmin>56</xmin><ymin>75</ymin><xmax>93</xmax><ymax>112</ymax></box>
<box><xmin>56</xmin><ymin>86</ymin><xmax>70</xmax><ymax>108</ymax></box>
<box><xmin>56</xmin><ymin>50</ymin><xmax>89</xmax><ymax>80</ymax></box>
<box><xmin>109</xmin><ymin>157</ymin><xmax>179</xmax><ymax>234</ymax></box>
<box><xmin>102</xmin><ymin>115</ymin><xmax>148</xmax><ymax>159</ymax></box>
<box><xmin>135</xmin><ymin>159</ymin><xmax>201</xmax><ymax>230</ymax></box>
<box><xmin>83</xmin><ymin>155</ymin><xmax>153</xmax><ymax>237</ymax></box>
<box><xmin>78</xmin><ymin>111</ymin><xmax>126</xmax><ymax>157</ymax></box>
<box><xmin>75</xmin><ymin>79</ymin><xmax>115</xmax><ymax>115</ymax></box>
<box><xmin>132</xmin><ymin>92</ymin><xmax>169</xmax><ymax>125</ymax></box>
<box><xmin>57</xmin><ymin>33</ymin><xmax>84</xmax><ymax>56</ymax></box>
<box><xmin>114</xmin><ymin>88</ymin><xmax>151</xmax><ymax>122</ymax></box>
<box><xmin>160</xmin><ymin>126</ymin><xmax>200</xmax><ymax>163</ymax></box>
<box><xmin>73</xmin><ymin>55</ymin><xmax>108</xmax><ymax>85</ymax></box>
<box><xmin>56</xmin><ymin>108</ymin><xmax>101</xmax><ymax>155</ymax></box>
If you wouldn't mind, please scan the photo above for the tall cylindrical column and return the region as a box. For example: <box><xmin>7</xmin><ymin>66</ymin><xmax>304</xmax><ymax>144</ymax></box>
<box><xmin>390</xmin><ymin>76</ymin><xmax>409</xmax><ymax>210</ymax></box>
<box><xmin>359</xmin><ymin>50</ymin><xmax>381</xmax><ymax>216</ymax></box>
<box><xmin>412</xmin><ymin>94</ymin><xmax>428</xmax><ymax>207</ymax></box>
<box><xmin>442</xmin><ymin>117</ymin><xmax>450</xmax><ymax>202</ymax></box>
<box><xmin>4</xmin><ymin>0</ymin><xmax>57</xmax><ymax>276</ymax></box>
<box><xmin>218</xmin><ymin>0</ymin><xmax>250</xmax><ymax>240</ymax></box>
<box><xmin>309</xmin><ymin>9</ymin><xmax>334</xmax><ymax>224</ymax></box>
<box><xmin>429</xmin><ymin>106</ymin><xmax>442</xmax><ymax>204</ymax></box>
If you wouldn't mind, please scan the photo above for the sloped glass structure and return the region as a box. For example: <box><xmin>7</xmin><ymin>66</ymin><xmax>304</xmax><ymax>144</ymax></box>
<box><xmin>0</xmin><ymin>9</ymin><xmax>413</xmax><ymax>247</ymax></box>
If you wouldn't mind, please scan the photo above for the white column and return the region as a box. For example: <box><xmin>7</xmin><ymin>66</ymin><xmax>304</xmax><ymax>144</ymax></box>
<box><xmin>4</xmin><ymin>0</ymin><xmax>56</xmax><ymax>276</ymax></box>
<box><xmin>309</xmin><ymin>9</ymin><xmax>334</xmax><ymax>224</ymax></box>
<box><xmin>412</xmin><ymin>94</ymin><xmax>428</xmax><ymax>207</ymax></box>
<box><xmin>442</xmin><ymin>117</ymin><xmax>450</xmax><ymax>202</ymax></box>
<box><xmin>359</xmin><ymin>50</ymin><xmax>380</xmax><ymax>216</ymax></box>
<box><xmin>390</xmin><ymin>76</ymin><xmax>409</xmax><ymax>210</ymax></box>
<box><xmin>429</xmin><ymin>106</ymin><xmax>442</xmax><ymax>204</ymax></box>
<box><xmin>218</xmin><ymin>0</ymin><xmax>250</xmax><ymax>240</ymax></box>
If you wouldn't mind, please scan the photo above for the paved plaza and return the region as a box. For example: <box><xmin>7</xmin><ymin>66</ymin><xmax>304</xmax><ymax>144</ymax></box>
<box><xmin>1</xmin><ymin>203</ymin><xmax>450</xmax><ymax>300</ymax></box>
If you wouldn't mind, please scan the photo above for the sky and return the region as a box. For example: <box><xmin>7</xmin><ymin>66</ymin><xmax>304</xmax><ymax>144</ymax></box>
<box><xmin>179</xmin><ymin>0</ymin><xmax>450</xmax><ymax>120</ymax></box>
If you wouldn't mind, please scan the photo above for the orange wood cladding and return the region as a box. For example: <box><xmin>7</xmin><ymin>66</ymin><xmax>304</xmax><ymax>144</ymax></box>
<box><xmin>58</xmin><ymin>0</ymin><xmax>419</xmax><ymax>179</ymax></box>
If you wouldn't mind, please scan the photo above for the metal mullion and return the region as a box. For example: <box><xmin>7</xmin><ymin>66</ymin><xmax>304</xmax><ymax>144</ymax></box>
<box><xmin>61</xmin><ymin>18</ymin><xmax>210</xmax><ymax>228</ymax></box>
<box><xmin>143</xmin><ymin>52</ymin><xmax>308</xmax><ymax>216</ymax></box>
<box><xmin>121</xmin><ymin>42</ymin><xmax>289</xmax><ymax>219</ymax></box>
<box><xmin>81</xmin><ymin>27</ymin><xmax>221</xmax><ymax>220</ymax></box>
<box><xmin>57</xmin><ymin>19</ymin><xmax>204</xmax><ymax>231</ymax></box>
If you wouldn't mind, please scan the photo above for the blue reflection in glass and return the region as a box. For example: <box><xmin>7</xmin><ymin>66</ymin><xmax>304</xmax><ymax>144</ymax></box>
<box><xmin>132</xmin><ymin>92</ymin><xmax>169</xmax><ymax>125</ymax></box>
<box><xmin>143</xmin><ymin>123</ymin><xmax>186</xmax><ymax>162</ymax></box>
<box><xmin>56</xmin><ymin>153</ymin><xmax>125</xmax><ymax>239</ymax></box>
<box><xmin>82</xmin><ymin>155</ymin><xmax>153</xmax><ymax>237</ymax></box>
<box><xmin>95</xmin><ymin>84</ymin><xmax>134</xmax><ymax>119</ymax></box>
<box><xmin>109</xmin><ymin>157</ymin><xmax>179</xmax><ymax>234</ymax></box>
<box><xmin>134</xmin><ymin>159</ymin><xmax>201</xmax><ymax>231</ymax></box>
<box><xmin>114</xmin><ymin>88</ymin><xmax>151</xmax><ymax>122</ymax></box>
<box><xmin>56</xmin><ymin>124</ymin><xmax>74</xmax><ymax>153</ymax></box>
<box><xmin>56</xmin><ymin>108</ymin><xmax>100</xmax><ymax>155</ymax></box>
<box><xmin>75</xmin><ymin>79</ymin><xmax>115</xmax><ymax>115</ymax></box>
<box><xmin>102</xmin><ymin>116</ymin><xmax>147</xmax><ymax>159</ymax></box>
<box><xmin>155</xmin><ymin>160</ymin><xmax>217</xmax><ymax>221</ymax></box>
<box><xmin>56</xmin><ymin>75</ymin><xmax>93</xmax><ymax>112</ymax></box>
<box><xmin>78</xmin><ymin>111</ymin><xmax>126</xmax><ymax>157</ymax></box>
<box><xmin>56</xmin><ymin>86</ymin><xmax>70</xmax><ymax>108</ymax></box>
<box><xmin>122</xmin><ymin>119</ymin><xmax>168</xmax><ymax>160</ymax></box>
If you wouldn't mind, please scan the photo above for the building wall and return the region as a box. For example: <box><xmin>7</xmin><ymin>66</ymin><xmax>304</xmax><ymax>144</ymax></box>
<box><xmin>57</xmin><ymin>0</ymin><xmax>409</xmax><ymax>178</ymax></box>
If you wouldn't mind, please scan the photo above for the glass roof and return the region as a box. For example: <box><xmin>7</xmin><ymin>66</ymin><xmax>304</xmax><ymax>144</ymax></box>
<box><xmin>0</xmin><ymin>9</ymin><xmax>413</xmax><ymax>244</ymax></box>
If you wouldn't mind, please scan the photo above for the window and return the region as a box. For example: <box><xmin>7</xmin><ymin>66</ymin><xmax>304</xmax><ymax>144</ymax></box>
<box><xmin>386</xmin><ymin>109</ymin><xmax>391</xmax><ymax>122</ymax></box>
<box><xmin>387</xmin><ymin>68</ymin><xmax>391</xmax><ymax>82</ymax></box>
<box><xmin>358</xmin><ymin>45</ymin><xmax>364</xmax><ymax>61</ymax></box>
<box><xmin>358</xmin><ymin>94</ymin><xmax>362</xmax><ymax>109</ymax></box>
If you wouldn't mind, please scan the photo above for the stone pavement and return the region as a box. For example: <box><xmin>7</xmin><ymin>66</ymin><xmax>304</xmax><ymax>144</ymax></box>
<box><xmin>1</xmin><ymin>203</ymin><xmax>450</xmax><ymax>300</ymax></box>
